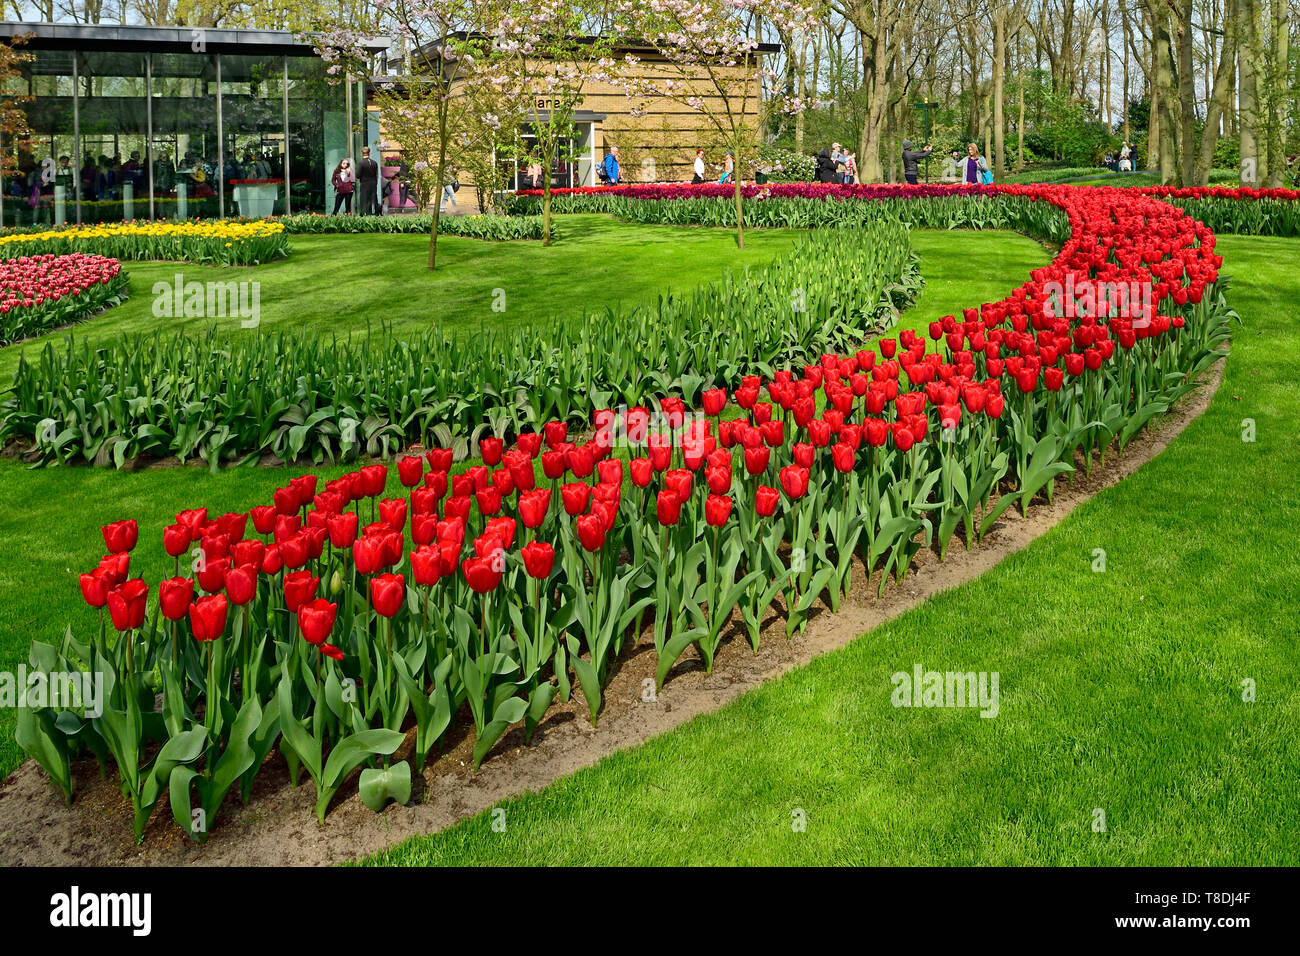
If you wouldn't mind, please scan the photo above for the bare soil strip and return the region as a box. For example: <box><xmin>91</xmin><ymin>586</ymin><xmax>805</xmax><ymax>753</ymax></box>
<box><xmin>0</xmin><ymin>358</ymin><xmax>1223</xmax><ymax>866</ymax></box>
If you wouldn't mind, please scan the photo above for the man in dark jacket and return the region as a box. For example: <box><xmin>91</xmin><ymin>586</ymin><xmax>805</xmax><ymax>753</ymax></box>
<box><xmin>901</xmin><ymin>140</ymin><xmax>933</xmax><ymax>185</ymax></box>
<box><xmin>356</xmin><ymin>146</ymin><xmax>380</xmax><ymax>215</ymax></box>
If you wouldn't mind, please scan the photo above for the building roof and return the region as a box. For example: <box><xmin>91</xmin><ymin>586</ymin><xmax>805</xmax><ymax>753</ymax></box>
<box><xmin>0</xmin><ymin>20</ymin><xmax>390</xmax><ymax>56</ymax></box>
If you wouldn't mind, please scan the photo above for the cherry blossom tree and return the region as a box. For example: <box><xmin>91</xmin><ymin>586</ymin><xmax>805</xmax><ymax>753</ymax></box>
<box><xmin>497</xmin><ymin>0</ymin><xmax>625</xmax><ymax>245</ymax></box>
<box><xmin>613</xmin><ymin>0</ymin><xmax>816</xmax><ymax>248</ymax></box>
<box><xmin>315</xmin><ymin>0</ymin><xmax>509</xmax><ymax>270</ymax></box>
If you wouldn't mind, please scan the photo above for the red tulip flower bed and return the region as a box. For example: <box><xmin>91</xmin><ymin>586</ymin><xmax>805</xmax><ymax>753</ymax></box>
<box><xmin>17</xmin><ymin>185</ymin><xmax>1236</xmax><ymax>843</ymax></box>
<box><xmin>0</xmin><ymin>253</ymin><xmax>128</xmax><ymax>345</ymax></box>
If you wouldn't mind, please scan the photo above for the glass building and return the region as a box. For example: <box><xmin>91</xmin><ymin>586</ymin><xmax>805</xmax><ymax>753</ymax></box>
<box><xmin>0</xmin><ymin>22</ymin><xmax>381</xmax><ymax>226</ymax></box>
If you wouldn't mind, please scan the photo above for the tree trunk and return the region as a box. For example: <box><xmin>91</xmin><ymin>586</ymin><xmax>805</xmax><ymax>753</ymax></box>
<box><xmin>1176</xmin><ymin>0</ymin><xmax>1196</xmax><ymax>186</ymax></box>
<box><xmin>1263</xmin><ymin>0</ymin><xmax>1288</xmax><ymax>186</ymax></box>
<box><xmin>733</xmin><ymin>173</ymin><xmax>744</xmax><ymax>249</ymax></box>
<box><xmin>428</xmin><ymin>109</ymin><xmax>449</xmax><ymax>271</ymax></box>
<box><xmin>1238</xmin><ymin>0</ymin><xmax>1260</xmax><ymax>185</ymax></box>
<box><xmin>858</xmin><ymin>25</ymin><xmax>891</xmax><ymax>183</ymax></box>
<box><xmin>993</xmin><ymin>4</ymin><xmax>1006</xmax><ymax>177</ymax></box>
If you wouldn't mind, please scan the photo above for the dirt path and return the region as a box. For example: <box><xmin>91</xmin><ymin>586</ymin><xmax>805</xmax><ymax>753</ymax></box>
<box><xmin>0</xmin><ymin>357</ymin><xmax>1224</xmax><ymax>867</ymax></box>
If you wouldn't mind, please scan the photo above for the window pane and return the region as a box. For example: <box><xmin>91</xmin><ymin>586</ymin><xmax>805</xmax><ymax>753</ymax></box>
<box><xmin>150</xmin><ymin>51</ymin><xmax>219</xmax><ymax>219</ymax></box>
<box><xmin>221</xmin><ymin>54</ymin><xmax>286</xmax><ymax>218</ymax></box>
<box><xmin>76</xmin><ymin>50</ymin><xmax>149</xmax><ymax>223</ymax></box>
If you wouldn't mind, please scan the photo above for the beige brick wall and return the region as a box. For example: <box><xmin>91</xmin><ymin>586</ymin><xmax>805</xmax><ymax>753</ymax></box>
<box><xmin>368</xmin><ymin>50</ymin><xmax>766</xmax><ymax>202</ymax></box>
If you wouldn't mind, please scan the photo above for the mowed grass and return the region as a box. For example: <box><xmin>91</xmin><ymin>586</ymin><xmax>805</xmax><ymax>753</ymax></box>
<box><xmin>0</xmin><ymin>214</ymin><xmax>806</xmax><ymax>380</ymax></box>
<box><xmin>0</xmin><ymin>225</ymin><xmax>1047</xmax><ymax>780</ymax></box>
<box><xmin>361</xmin><ymin>235</ymin><xmax>1300</xmax><ymax>866</ymax></box>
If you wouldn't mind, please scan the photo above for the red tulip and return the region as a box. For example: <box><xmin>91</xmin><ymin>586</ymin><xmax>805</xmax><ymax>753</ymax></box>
<box><xmin>284</xmin><ymin>570</ymin><xmax>319</xmax><ymax>613</ymax></box>
<box><xmin>273</xmin><ymin>485</ymin><xmax>299</xmax><ymax>515</ymax></box>
<box><xmin>411</xmin><ymin>513</ymin><xmax>438</xmax><ymax>546</ymax></box>
<box><xmin>163</xmin><ymin>523</ymin><xmax>190</xmax><ymax>557</ymax></box>
<box><xmin>518</xmin><ymin>487</ymin><xmax>551</xmax><ymax>529</ymax></box>
<box><xmin>656</xmin><ymin>490</ymin><xmax>682</xmax><ymax>526</ymax></box>
<box><xmin>705</xmin><ymin>494</ymin><xmax>733</xmax><ymax>526</ymax></box>
<box><xmin>106</xmin><ymin>578</ymin><xmax>148</xmax><ymax>631</ymax></box>
<box><xmin>231</xmin><ymin>538</ymin><xmax>265</xmax><ymax>570</ymax></box>
<box><xmin>397</xmin><ymin>455</ymin><xmax>424</xmax><ymax>487</ymax></box>
<box><xmin>79</xmin><ymin>569</ymin><xmax>110</xmax><ymax>608</ymax></box>
<box><xmin>379</xmin><ymin>497</ymin><xmax>407</xmax><ymax>532</ymax></box>
<box><xmin>521</xmin><ymin>541</ymin><xmax>555</xmax><ymax>579</ymax></box>
<box><xmin>701</xmin><ymin>388</ymin><xmax>727</xmax><ymax>416</ymax></box>
<box><xmin>159</xmin><ymin>576</ymin><xmax>195</xmax><ymax>621</ymax></box>
<box><xmin>755</xmin><ymin>485</ymin><xmax>780</xmax><ymax>517</ymax></box>
<box><xmin>479</xmin><ymin>436</ymin><xmax>504</xmax><ymax>465</ymax></box>
<box><xmin>779</xmin><ymin>465</ymin><xmax>809</xmax><ymax>499</ymax></box>
<box><xmin>561</xmin><ymin>482</ymin><xmax>590</xmax><ymax>517</ymax></box>
<box><xmin>831</xmin><ymin>442</ymin><xmax>854</xmax><ymax>472</ymax></box>
<box><xmin>575</xmin><ymin>512</ymin><xmax>607</xmax><ymax>551</ymax></box>
<box><xmin>101</xmin><ymin>519</ymin><xmax>138</xmax><ymax>554</ymax></box>
<box><xmin>462</xmin><ymin>555</ymin><xmax>502</xmax><ymax>593</ymax></box>
<box><xmin>249</xmin><ymin>505</ymin><xmax>277</xmax><ymax>535</ymax></box>
<box><xmin>370</xmin><ymin>573</ymin><xmax>405</xmax><ymax>618</ymax></box>
<box><xmin>189</xmin><ymin>593</ymin><xmax>228</xmax><ymax>642</ymax></box>
<box><xmin>411</xmin><ymin>545</ymin><xmax>443</xmax><ymax>586</ymax></box>
<box><xmin>327</xmin><ymin>511</ymin><xmax>359</xmax><ymax>548</ymax></box>
<box><xmin>224</xmin><ymin>563</ymin><xmax>258</xmax><ymax>606</ymax></box>
<box><xmin>543</xmin><ymin>421</ymin><xmax>568</xmax><ymax>448</ymax></box>
<box><xmin>297</xmin><ymin>598</ymin><xmax>337</xmax><ymax>646</ymax></box>
<box><xmin>261</xmin><ymin>545</ymin><xmax>284</xmax><ymax>575</ymax></box>
<box><xmin>196</xmin><ymin>555</ymin><xmax>230</xmax><ymax>594</ymax></box>
<box><xmin>629</xmin><ymin>457</ymin><xmax>652</xmax><ymax>487</ymax></box>
<box><xmin>360</xmin><ymin>464</ymin><xmax>388</xmax><ymax>498</ymax></box>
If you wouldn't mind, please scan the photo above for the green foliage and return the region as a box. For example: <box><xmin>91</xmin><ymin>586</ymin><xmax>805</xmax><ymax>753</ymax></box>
<box><xmin>276</xmin><ymin>212</ymin><xmax>544</xmax><ymax>240</ymax></box>
<box><xmin>2</xmin><ymin>221</ymin><xmax>919</xmax><ymax>467</ymax></box>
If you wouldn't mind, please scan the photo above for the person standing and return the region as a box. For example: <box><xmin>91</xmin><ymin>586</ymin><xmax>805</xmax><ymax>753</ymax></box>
<box><xmin>692</xmin><ymin>148</ymin><xmax>706</xmax><ymax>184</ymax></box>
<box><xmin>356</xmin><ymin>146</ymin><xmax>380</xmax><ymax>215</ymax></box>
<box><xmin>901</xmin><ymin>140</ymin><xmax>933</xmax><ymax>185</ymax></box>
<box><xmin>440</xmin><ymin>168</ymin><xmax>460</xmax><ymax>214</ymax></box>
<box><xmin>601</xmin><ymin>145</ymin><xmax>620</xmax><ymax>185</ymax></box>
<box><xmin>331</xmin><ymin>158</ymin><xmax>354</xmax><ymax>214</ymax></box>
<box><xmin>962</xmin><ymin>142</ymin><xmax>991</xmax><ymax>184</ymax></box>
<box><xmin>719</xmin><ymin>150</ymin><xmax>734</xmax><ymax>184</ymax></box>
<box><xmin>1119</xmin><ymin>141</ymin><xmax>1132</xmax><ymax>173</ymax></box>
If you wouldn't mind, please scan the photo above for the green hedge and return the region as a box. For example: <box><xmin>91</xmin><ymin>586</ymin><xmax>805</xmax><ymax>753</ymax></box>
<box><xmin>506</xmin><ymin>192</ymin><xmax>1073</xmax><ymax>243</ymax></box>
<box><xmin>275</xmin><ymin>212</ymin><xmax>544</xmax><ymax>240</ymax></box>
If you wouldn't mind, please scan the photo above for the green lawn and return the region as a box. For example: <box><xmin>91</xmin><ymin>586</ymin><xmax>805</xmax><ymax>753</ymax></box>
<box><xmin>0</xmin><ymin>223</ymin><xmax>1047</xmax><ymax>780</ymax></box>
<box><xmin>0</xmin><ymin>214</ymin><xmax>805</xmax><ymax>380</ymax></box>
<box><xmin>361</xmin><ymin>234</ymin><xmax>1300</xmax><ymax>866</ymax></box>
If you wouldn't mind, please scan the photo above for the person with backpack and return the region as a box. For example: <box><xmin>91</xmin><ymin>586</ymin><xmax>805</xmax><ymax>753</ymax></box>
<box><xmin>600</xmin><ymin>146</ymin><xmax>620</xmax><ymax>185</ymax></box>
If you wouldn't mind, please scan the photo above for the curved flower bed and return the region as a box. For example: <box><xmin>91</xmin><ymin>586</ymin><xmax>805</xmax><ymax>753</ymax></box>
<box><xmin>1</xmin><ymin>222</ymin><xmax>918</xmax><ymax>467</ymax></box>
<box><xmin>16</xmin><ymin>185</ymin><xmax>1234</xmax><ymax>842</ymax></box>
<box><xmin>0</xmin><ymin>219</ymin><xmax>288</xmax><ymax>266</ymax></box>
<box><xmin>0</xmin><ymin>253</ymin><xmax>129</xmax><ymax>346</ymax></box>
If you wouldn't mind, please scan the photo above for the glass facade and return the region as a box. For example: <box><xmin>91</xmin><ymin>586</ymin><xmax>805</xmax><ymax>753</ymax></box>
<box><xmin>0</xmin><ymin>41</ymin><xmax>360</xmax><ymax>227</ymax></box>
